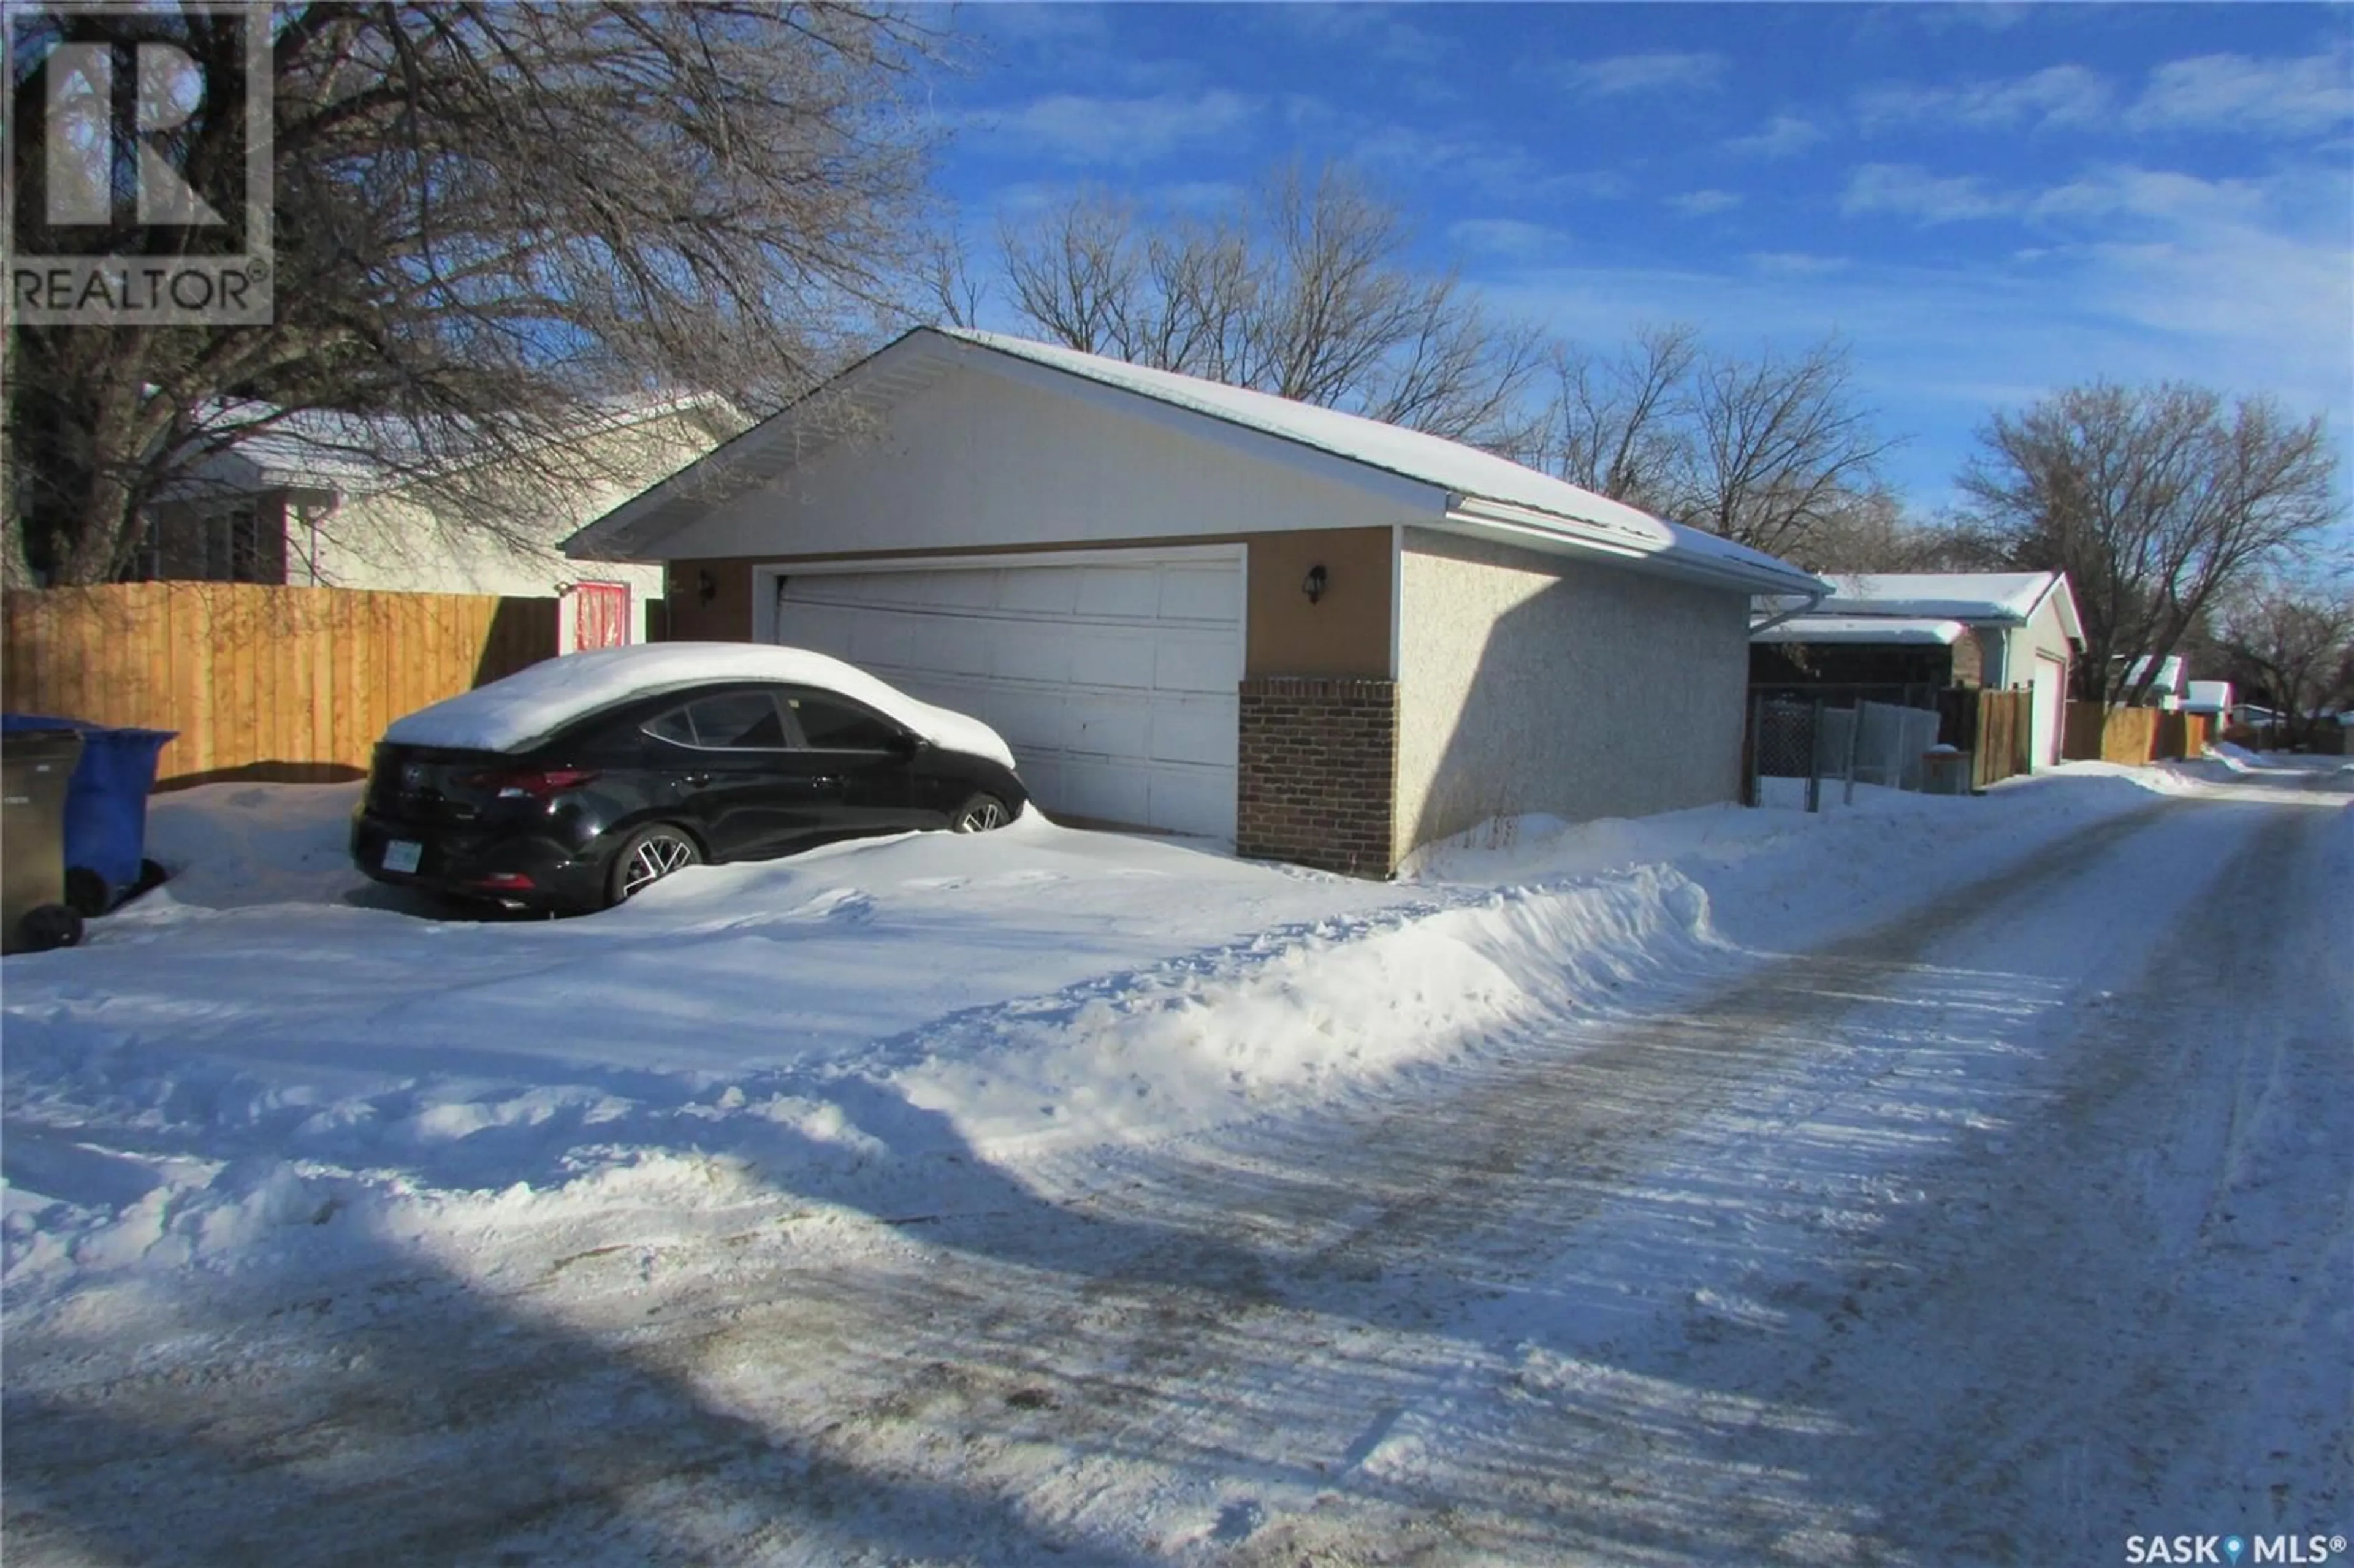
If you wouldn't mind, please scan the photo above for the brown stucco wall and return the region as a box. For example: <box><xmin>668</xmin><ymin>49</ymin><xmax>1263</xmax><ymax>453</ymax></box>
<box><xmin>1243</xmin><ymin>528</ymin><xmax>1390</xmax><ymax>678</ymax></box>
<box><xmin>661</xmin><ymin>529</ymin><xmax>1396</xmax><ymax>679</ymax></box>
<box><xmin>663</xmin><ymin>557</ymin><xmax>761</xmax><ymax>641</ymax></box>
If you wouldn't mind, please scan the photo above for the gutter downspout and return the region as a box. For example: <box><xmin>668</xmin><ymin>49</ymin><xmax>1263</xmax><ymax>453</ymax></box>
<box><xmin>1748</xmin><ymin>584</ymin><xmax>1831</xmax><ymax>637</ymax></box>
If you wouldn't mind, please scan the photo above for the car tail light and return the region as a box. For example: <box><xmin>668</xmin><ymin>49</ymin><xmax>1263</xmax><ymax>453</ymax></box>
<box><xmin>461</xmin><ymin>767</ymin><xmax>600</xmax><ymax>803</ymax></box>
<box><xmin>471</xmin><ymin>872</ymin><xmax>536</xmax><ymax>892</ymax></box>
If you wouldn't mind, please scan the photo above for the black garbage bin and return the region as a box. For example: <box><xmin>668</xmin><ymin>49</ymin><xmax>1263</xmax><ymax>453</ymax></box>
<box><xmin>2</xmin><ymin>729</ymin><xmax>87</xmax><ymax>953</ymax></box>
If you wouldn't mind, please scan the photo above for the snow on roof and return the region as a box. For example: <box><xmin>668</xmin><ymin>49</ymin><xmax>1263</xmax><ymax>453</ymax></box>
<box><xmin>2182</xmin><ymin>679</ymin><xmax>2232</xmax><ymax>713</ymax></box>
<box><xmin>1751</xmin><ymin>615</ymin><xmax>1972</xmax><ymax>647</ymax></box>
<box><xmin>569</xmin><ymin>328</ymin><xmax>1824</xmax><ymax>598</ymax></box>
<box><xmin>1813</xmin><ymin>572</ymin><xmax>2068</xmax><ymax>626</ymax></box>
<box><xmin>2124</xmin><ymin>654</ymin><xmax>2187</xmax><ymax>695</ymax></box>
<box><xmin>383</xmin><ymin>643</ymin><xmax>1015</xmax><ymax>768</ymax></box>
<box><xmin>940</xmin><ymin>330</ymin><xmax>1819</xmax><ymax>595</ymax></box>
<box><xmin>178</xmin><ymin>393</ymin><xmax>733</xmax><ymax>498</ymax></box>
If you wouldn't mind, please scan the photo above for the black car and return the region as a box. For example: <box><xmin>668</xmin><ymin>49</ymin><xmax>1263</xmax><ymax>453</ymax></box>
<box><xmin>352</xmin><ymin>669</ymin><xmax>1025</xmax><ymax>913</ymax></box>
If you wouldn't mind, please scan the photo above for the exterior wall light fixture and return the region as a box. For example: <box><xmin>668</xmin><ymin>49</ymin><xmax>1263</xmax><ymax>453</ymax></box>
<box><xmin>1301</xmin><ymin>563</ymin><xmax>1328</xmax><ymax>604</ymax></box>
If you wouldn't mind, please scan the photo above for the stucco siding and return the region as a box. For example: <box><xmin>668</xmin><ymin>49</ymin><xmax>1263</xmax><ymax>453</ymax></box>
<box><xmin>1394</xmin><ymin>530</ymin><xmax>1748</xmax><ymax>862</ymax></box>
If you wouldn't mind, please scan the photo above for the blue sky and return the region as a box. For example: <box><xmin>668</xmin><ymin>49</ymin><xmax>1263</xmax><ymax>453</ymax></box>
<box><xmin>927</xmin><ymin>2</ymin><xmax>2354</xmax><ymax>517</ymax></box>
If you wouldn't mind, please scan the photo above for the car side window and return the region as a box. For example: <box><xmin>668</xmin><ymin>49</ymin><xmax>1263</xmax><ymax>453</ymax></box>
<box><xmin>644</xmin><ymin>692</ymin><xmax>788</xmax><ymax>750</ymax></box>
<box><xmin>643</xmin><ymin>706</ymin><xmax>697</xmax><ymax>748</ymax></box>
<box><xmin>787</xmin><ymin>691</ymin><xmax>901</xmax><ymax>752</ymax></box>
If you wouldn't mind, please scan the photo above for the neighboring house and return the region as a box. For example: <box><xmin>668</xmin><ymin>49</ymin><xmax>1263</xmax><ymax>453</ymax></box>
<box><xmin>1754</xmin><ymin>572</ymin><xmax>2084</xmax><ymax>771</ymax></box>
<box><xmin>132</xmin><ymin>396</ymin><xmax>739</xmax><ymax>652</ymax></box>
<box><xmin>2122</xmin><ymin>655</ymin><xmax>2189</xmax><ymax>710</ymax></box>
<box><xmin>563</xmin><ymin>326</ymin><xmax>1825</xmax><ymax>875</ymax></box>
<box><xmin>2180</xmin><ymin>679</ymin><xmax>2232</xmax><ymax>720</ymax></box>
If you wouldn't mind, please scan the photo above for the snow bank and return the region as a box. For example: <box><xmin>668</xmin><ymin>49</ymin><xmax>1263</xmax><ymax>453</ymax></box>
<box><xmin>383</xmin><ymin>642</ymin><xmax>1017</xmax><ymax>768</ymax></box>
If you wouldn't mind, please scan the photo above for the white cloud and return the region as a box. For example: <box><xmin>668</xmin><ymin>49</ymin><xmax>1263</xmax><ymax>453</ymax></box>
<box><xmin>1749</xmin><ymin>252</ymin><xmax>1852</xmax><ymax>277</ymax></box>
<box><xmin>1667</xmin><ymin>189</ymin><xmax>1742</xmax><ymax>216</ymax></box>
<box><xmin>1252</xmin><ymin>6</ymin><xmax>1458</xmax><ymax>68</ymax></box>
<box><xmin>1856</xmin><ymin>64</ymin><xmax>2112</xmax><ymax>132</ymax></box>
<box><xmin>1843</xmin><ymin>163</ymin><xmax>2017</xmax><ymax>224</ymax></box>
<box><xmin>1724</xmin><ymin>114</ymin><xmax>1828</xmax><ymax>159</ymax></box>
<box><xmin>1152</xmin><ymin>181</ymin><xmax>1248</xmax><ymax>215</ymax></box>
<box><xmin>977</xmin><ymin>89</ymin><xmax>1261</xmax><ymax>167</ymax></box>
<box><xmin>1447</xmin><ymin>218</ymin><xmax>1570</xmax><ymax>260</ymax></box>
<box><xmin>1342</xmin><ymin>121</ymin><xmax>1628</xmax><ymax>203</ymax></box>
<box><xmin>2128</xmin><ymin>51</ymin><xmax>2354</xmax><ymax>137</ymax></box>
<box><xmin>2029</xmin><ymin>165</ymin><xmax>2267</xmax><ymax>225</ymax></box>
<box><xmin>1553</xmin><ymin>51</ymin><xmax>1727</xmax><ymax>96</ymax></box>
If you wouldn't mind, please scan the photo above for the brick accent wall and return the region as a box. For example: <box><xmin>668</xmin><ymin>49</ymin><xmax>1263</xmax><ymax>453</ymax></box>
<box><xmin>1236</xmin><ymin>676</ymin><xmax>1398</xmax><ymax>878</ymax></box>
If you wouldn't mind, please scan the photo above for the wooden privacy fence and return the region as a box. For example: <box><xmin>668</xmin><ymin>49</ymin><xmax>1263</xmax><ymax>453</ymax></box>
<box><xmin>2</xmin><ymin>584</ymin><xmax>557</xmax><ymax>788</ymax></box>
<box><xmin>1935</xmin><ymin>686</ymin><xmax>2035</xmax><ymax>790</ymax></box>
<box><xmin>2062</xmin><ymin>702</ymin><xmax>2211</xmax><ymax>765</ymax></box>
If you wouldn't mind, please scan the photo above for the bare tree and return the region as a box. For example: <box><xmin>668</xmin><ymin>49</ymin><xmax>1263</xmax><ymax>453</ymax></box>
<box><xmin>1956</xmin><ymin>382</ymin><xmax>2343</xmax><ymax>702</ymax></box>
<box><xmin>1681</xmin><ymin>338</ymin><xmax>1899</xmax><ymax>559</ymax></box>
<box><xmin>1781</xmin><ymin>486</ymin><xmax>1956</xmax><ymax>574</ymax></box>
<box><xmin>1541</xmin><ymin>324</ymin><xmax>1697</xmax><ymax>513</ymax></box>
<box><xmin>992</xmin><ymin>164</ymin><xmax>1545</xmax><ymax>447</ymax></box>
<box><xmin>7</xmin><ymin>2</ymin><xmax>949</xmax><ymax>584</ymax></box>
<box><xmin>1528</xmin><ymin>327</ymin><xmax>1899</xmax><ymax>561</ymax></box>
<box><xmin>2212</xmin><ymin>576</ymin><xmax>2354</xmax><ymax>744</ymax></box>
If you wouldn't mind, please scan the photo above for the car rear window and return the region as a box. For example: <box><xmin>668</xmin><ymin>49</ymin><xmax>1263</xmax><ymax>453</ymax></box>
<box><xmin>646</xmin><ymin>693</ymin><xmax>788</xmax><ymax>750</ymax></box>
<box><xmin>789</xmin><ymin>693</ymin><xmax>899</xmax><ymax>751</ymax></box>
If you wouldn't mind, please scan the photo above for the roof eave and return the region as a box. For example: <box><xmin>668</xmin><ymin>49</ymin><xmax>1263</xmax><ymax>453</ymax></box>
<box><xmin>1441</xmin><ymin>498</ymin><xmax>1826</xmax><ymax>599</ymax></box>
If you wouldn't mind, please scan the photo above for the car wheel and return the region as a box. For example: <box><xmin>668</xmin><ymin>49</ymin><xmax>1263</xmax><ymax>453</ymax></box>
<box><xmin>606</xmin><ymin>824</ymin><xmax>703</xmax><ymax>906</ymax></box>
<box><xmin>17</xmin><ymin>902</ymin><xmax>85</xmax><ymax>953</ymax></box>
<box><xmin>951</xmin><ymin>793</ymin><xmax>1011</xmax><ymax>833</ymax></box>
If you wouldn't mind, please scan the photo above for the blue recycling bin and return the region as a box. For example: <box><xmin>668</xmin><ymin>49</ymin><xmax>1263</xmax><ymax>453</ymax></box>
<box><xmin>2</xmin><ymin>715</ymin><xmax>176</xmax><ymax>913</ymax></box>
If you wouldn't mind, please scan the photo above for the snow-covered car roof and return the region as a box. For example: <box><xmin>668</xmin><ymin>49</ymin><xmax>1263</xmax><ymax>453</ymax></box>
<box><xmin>383</xmin><ymin>643</ymin><xmax>1016</xmax><ymax>769</ymax></box>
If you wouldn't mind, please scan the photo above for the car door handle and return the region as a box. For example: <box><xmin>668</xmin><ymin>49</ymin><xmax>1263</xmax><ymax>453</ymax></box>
<box><xmin>680</xmin><ymin>772</ymin><xmax>714</xmax><ymax>788</ymax></box>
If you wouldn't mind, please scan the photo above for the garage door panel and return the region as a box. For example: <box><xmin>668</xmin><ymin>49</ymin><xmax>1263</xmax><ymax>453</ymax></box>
<box><xmin>1151</xmin><ymin>698</ymin><xmax>1239</xmax><ymax>765</ymax></box>
<box><xmin>1059</xmin><ymin>759</ymin><xmax>1152</xmax><ymax>827</ymax></box>
<box><xmin>992</xmin><ymin>626</ymin><xmax>1073</xmax><ymax>685</ymax></box>
<box><xmin>1062</xmin><ymin>695</ymin><xmax>1151</xmax><ymax>759</ymax></box>
<box><xmin>1154</xmin><ymin>631</ymin><xmax>1240</xmax><ymax>693</ymax></box>
<box><xmin>1065</xmin><ymin>632</ymin><xmax>1159</xmax><ymax>690</ymax></box>
<box><xmin>775</xmin><ymin>552</ymin><xmax>1241</xmax><ymax>840</ymax></box>
<box><xmin>1148</xmin><ymin>769</ymin><xmax>1233</xmax><ymax>840</ymax></box>
<box><xmin>1076</xmin><ymin>567</ymin><xmax>1162</xmax><ymax>619</ymax></box>
<box><xmin>906</xmin><ymin>617</ymin><xmax>992</xmax><ymax>674</ymax></box>
<box><xmin>998</xmin><ymin>567</ymin><xmax>1083</xmax><ymax>616</ymax></box>
<box><xmin>913</xmin><ymin>572</ymin><xmax>998</xmax><ymax>611</ymax></box>
<box><xmin>1159</xmin><ymin>566</ymin><xmax>1241</xmax><ymax>622</ymax></box>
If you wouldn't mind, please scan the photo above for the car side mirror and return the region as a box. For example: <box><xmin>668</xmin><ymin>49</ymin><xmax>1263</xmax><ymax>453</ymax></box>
<box><xmin>891</xmin><ymin>731</ymin><xmax>930</xmax><ymax>759</ymax></box>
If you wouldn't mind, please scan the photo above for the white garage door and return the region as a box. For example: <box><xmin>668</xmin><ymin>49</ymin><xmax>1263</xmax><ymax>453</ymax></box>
<box><xmin>772</xmin><ymin>550</ymin><xmax>1243</xmax><ymax>839</ymax></box>
<box><xmin>2032</xmin><ymin>652</ymin><xmax>2068</xmax><ymax>769</ymax></box>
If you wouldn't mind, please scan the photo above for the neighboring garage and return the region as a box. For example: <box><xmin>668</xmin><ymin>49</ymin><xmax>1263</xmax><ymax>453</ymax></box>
<box><xmin>566</xmin><ymin>327</ymin><xmax>1826</xmax><ymax>875</ymax></box>
<box><xmin>1759</xmin><ymin>572</ymin><xmax>2085</xmax><ymax>771</ymax></box>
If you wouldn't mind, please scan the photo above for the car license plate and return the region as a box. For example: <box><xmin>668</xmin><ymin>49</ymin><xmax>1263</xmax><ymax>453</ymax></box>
<box><xmin>383</xmin><ymin>839</ymin><xmax>423</xmax><ymax>875</ymax></box>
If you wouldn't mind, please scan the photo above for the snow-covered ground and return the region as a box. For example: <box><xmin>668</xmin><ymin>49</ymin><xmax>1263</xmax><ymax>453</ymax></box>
<box><xmin>5</xmin><ymin>754</ymin><xmax>2347</xmax><ymax>1565</ymax></box>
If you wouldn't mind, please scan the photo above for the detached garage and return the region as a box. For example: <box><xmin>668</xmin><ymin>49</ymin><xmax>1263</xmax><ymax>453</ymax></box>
<box><xmin>565</xmin><ymin>327</ymin><xmax>1825</xmax><ymax>875</ymax></box>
